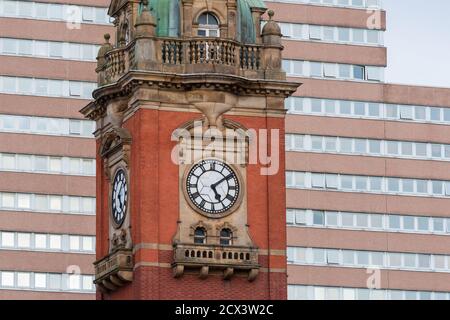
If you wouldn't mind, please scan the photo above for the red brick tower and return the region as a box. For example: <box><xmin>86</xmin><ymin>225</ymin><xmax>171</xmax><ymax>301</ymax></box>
<box><xmin>81</xmin><ymin>0</ymin><xmax>299</xmax><ymax>300</ymax></box>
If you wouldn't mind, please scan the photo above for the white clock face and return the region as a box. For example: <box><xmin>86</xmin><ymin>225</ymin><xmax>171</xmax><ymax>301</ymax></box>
<box><xmin>186</xmin><ymin>159</ymin><xmax>240</xmax><ymax>215</ymax></box>
<box><xmin>111</xmin><ymin>169</ymin><xmax>127</xmax><ymax>226</ymax></box>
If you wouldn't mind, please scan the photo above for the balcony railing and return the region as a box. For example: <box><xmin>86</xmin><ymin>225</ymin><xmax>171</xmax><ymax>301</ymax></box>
<box><xmin>93</xmin><ymin>248</ymin><xmax>133</xmax><ymax>292</ymax></box>
<box><xmin>101</xmin><ymin>37</ymin><xmax>264</xmax><ymax>85</ymax></box>
<box><xmin>171</xmin><ymin>243</ymin><xmax>260</xmax><ymax>281</ymax></box>
<box><xmin>173</xmin><ymin>243</ymin><xmax>259</xmax><ymax>267</ymax></box>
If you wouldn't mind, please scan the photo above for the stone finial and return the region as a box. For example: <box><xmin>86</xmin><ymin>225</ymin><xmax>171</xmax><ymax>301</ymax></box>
<box><xmin>97</xmin><ymin>33</ymin><xmax>113</xmax><ymax>67</ymax></box>
<box><xmin>262</xmin><ymin>10</ymin><xmax>281</xmax><ymax>38</ymax></box>
<box><xmin>135</xmin><ymin>0</ymin><xmax>157</xmax><ymax>37</ymax></box>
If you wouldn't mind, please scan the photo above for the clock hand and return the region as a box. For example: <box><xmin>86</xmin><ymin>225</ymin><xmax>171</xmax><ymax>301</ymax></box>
<box><xmin>211</xmin><ymin>174</ymin><xmax>231</xmax><ymax>190</ymax></box>
<box><xmin>211</xmin><ymin>184</ymin><xmax>221</xmax><ymax>201</ymax></box>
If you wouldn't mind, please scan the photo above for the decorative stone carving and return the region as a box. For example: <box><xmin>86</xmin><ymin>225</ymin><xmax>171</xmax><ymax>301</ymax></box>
<box><xmin>172</xmin><ymin>116</ymin><xmax>259</xmax><ymax>281</ymax></box>
<box><xmin>94</xmin><ymin>249</ymin><xmax>134</xmax><ymax>292</ymax></box>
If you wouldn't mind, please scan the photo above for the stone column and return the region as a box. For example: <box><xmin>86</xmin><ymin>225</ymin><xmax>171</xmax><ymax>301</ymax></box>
<box><xmin>182</xmin><ymin>0</ymin><xmax>194</xmax><ymax>37</ymax></box>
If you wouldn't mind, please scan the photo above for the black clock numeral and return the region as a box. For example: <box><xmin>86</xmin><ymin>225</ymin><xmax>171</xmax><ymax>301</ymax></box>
<box><xmin>189</xmin><ymin>184</ymin><xmax>197</xmax><ymax>188</ymax></box>
<box><xmin>228</xmin><ymin>185</ymin><xmax>236</xmax><ymax>190</ymax></box>
<box><xmin>225</xmin><ymin>174</ymin><xmax>234</xmax><ymax>181</ymax></box>
<box><xmin>211</xmin><ymin>203</ymin><xmax>215</xmax><ymax>212</ymax></box>
<box><xmin>226</xmin><ymin>194</ymin><xmax>234</xmax><ymax>201</ymax></box>
<box><xmin>200</xmin><ymin>200</ymin><xmax>206</xmax><ymax>208</ymax></box>
<box><xmin>191</xmin><ymin>192</ymin><xmax>200</xmax><ymax>199</ymax></box>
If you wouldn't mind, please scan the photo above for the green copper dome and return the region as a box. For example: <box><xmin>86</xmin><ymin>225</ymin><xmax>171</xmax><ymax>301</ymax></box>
<box><xmin>138</xmin><ymin>0</ymin><xmax>266</xmax><ymax>42</ymax></box>
<box><xmin>139</xmin><ymin>0</ymin><xmax>180</xmax><ymax>37</ymax></box>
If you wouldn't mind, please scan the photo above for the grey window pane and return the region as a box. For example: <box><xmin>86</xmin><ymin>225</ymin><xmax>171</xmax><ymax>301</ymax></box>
<box><xmin>418</xmin><ymin>254</ymin><xmax>431</xmax><ymax>269</ymax></box>
<box><xmin>402</xmin><ymin>179</ymin><xmax>414</xmax><ymax>193</ymax></box>
<box><xmin>404</xmin><ymin>254</ymin><xmax>416</xmax><ymax>268</ymax></box>
<box><xmin>341</xmin><ymin>176</ymin><xmax>353</xmax><ymax>189</ymax></box>
<box><xmin>432</xmin><ymin>181</ymin><xmax>443</xmax><ymax>195</ymax></box>
<box><xmin>369</xmin><ymin>140</ymin><xmax>381</xmax><ymax>154</ymax></box>
<box><xmin>353</xmin><ymin>66</ymin><xmax>364</xmax><ymax>80</ymax></box>
<box><xmin>388</xmin><ymin>178</ymin><xmax>400</xmax><ymax>192</ymax></box>
<box><xmin>355</xmin><ymin>176</ymin><xmax>368</xmax><ymax>190</ymax></box>
<box><xmin>338</xmin><ymin>28</ymin><xmax>350</xmax><ymax>41</ymax></box>
<box><xmin>48</xmin><ymin>274</ymin><xmax>62</xmax><ymax>290</ymax></box>
<box><xmin>354</xmin><ymin>139</ymin><xmax>366</xmax><ymax>153</ymax></box>
<box><xmin>325</xmin><ymin>211</ymin><xmax>338</xmax><ymax>226</ymax></box>
<box><xmin>313</xmin><ymin>211</ymin><xmax>324</xmax><ymax>225</ymax></box>
<box><xmin>401</xmin><ymin>142</ymin><xmax>413</xmax><ymax>156</ymax></box>
<box><xmin>343</xmin><ymin>251</ymin><xmax>355</xmax><ymax>264</ymax></box>
<box><xmin>433</xmin><ymin>218</ymin><xmax>445</xmax><ymax>232</ymax></box>
<box><xmin>340</xmin><ymin>138</ymin><xmax>353</xmax><ymax>153</ymax></box>
<box><xmin>354</xmin><ymin>102</ymin><xmax>365</xmax><ymax>116</ymax></box>
<box><xmin>431</xmin><ymin>144</ymin><xmax>442</xmax><ymax>158</ymax></box>
<box><xmin>371</xmin><ymin>252</ymin><xmax>384</xmax><ymax>266</ymax></box>
<box><xmin>368</xmin><ymin>103</ymin><xmax>380</xmax><ymax>117</ymax></box>
<box><xmin>417</xmin><ymin>217</ymin><xmax>429</xmax><ymax>231</ymax></box>
<box><xmin>444</xmin><ymin>109</ymin><xmax>450</xmax><ymax>122</ymax></box>
<box><xmin>311</xmin><ymin>137</ymin><xmax>323</xmax><ymax>151</ymax></box>
<box><xmin>311</xmin><ymin>99</ymin><xmax>322</xmax><ymax>113</ymax></box>
<box><xmin>389</xmin><ymin>215</ymin><xmax>400</xmax><ymax>229</ymax></box>
<box><xmin>310</xmin><ymin>62</ymin><xmax>322</xmax><ymax>77</ymax></box>
<box><xmin>415</xmin><ymin>106</ymin><xmax>426</xmax><ymax>120</ymax></box>
<box><xmin>370</xmin><ymin>214</ymin><xmax>383</xmax><ymax>228</ymax></box>
<box><xmin>357</xmin><ymin>251</ymin><xmax>369</xmax><ymax>265</ymax></box>
<box><xmin>352</xmin><ymin>29</ymin><xmax>364</xmax><ymax>42</ymax></box>
<box><xmin>339</xmin><ymin>65</ymin><xmax>351</xmax><ymax>78</ymax></box>
<box><xmin>416</xmin><ymin>180</ymin><xmax>428</xmax><ymax>194</ymax></box>
<box><xmin>339</xmin><ymin>101</ymin><xmax>352</xmax><ymax>115</ymax></box>
<box><xmin>18</xmin><ymin>40</ymin><xmax>32</xmax><ymax>55</ymax></box>
<box><xmin>356</xmin><ymin>214</ymin><xmax>368</xmax><ymax>227</ymax></box>
<box><xmin>367</xmin><ymin>30</ymin><xmax>379</xmax><ymax>43</ymax></box>
<box><xmin>430</xmin><ymin>107</ymin><xmax>441</xmax><ymax>121</ymax></box>
<box><xmin>369</xmin><ymin>177</ymin><xmax>382</xmax><ymax>191</ymax></box>
<box><xmin>415</xmin><ymin>143</ymin><xmax>427</xmax><ymax>157</ymax></box>
<box><xmin>387</xmin><ymin>141</ymin><xmax>399</xmax><ymax>155</ymax></box>
<box><xmin>325</xmin><ymin>138</ymin><xmax>337</xmax><ymax>152</ymax></box>
<box><xmin>386</xmin><ymin>104</ymin><xmax>398</xmax><ymax>118</ymax></box>
<box><xmin>445</xmin><ymin>145</ymin><xmax>450</xmax><ymax>159</ymax></box>
<box><xmin>324</xmin><ymin>100</ymin><xmax>335</xmax><ymax>114</ymax></box>
<box><xmin>403</xmin><ymin>216</ymin><xmax>415</xmax><ymax>230</ymax></box>
<box><xmin>341</xmin><ymin>213</ymin><xmax>354</xmax><ymax>227</ymax></box>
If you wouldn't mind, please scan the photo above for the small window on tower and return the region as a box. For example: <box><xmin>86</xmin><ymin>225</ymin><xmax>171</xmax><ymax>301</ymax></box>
<box><xmin>197</xmin><ymin>12</ymin><xmax>220</xmax><ymax>37</ymax></box>
<box><xmin>220</xmin><ymin>228</ymin><xmax>232</xmax><ymax>246</ymax></box>
<box><xmin>194</xmin><ymin>227</ymin><xmax>206</xmax><ymax>244</ymax></box>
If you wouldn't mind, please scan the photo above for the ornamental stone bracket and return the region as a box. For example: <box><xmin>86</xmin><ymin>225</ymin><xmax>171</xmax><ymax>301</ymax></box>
<box><xmin>172</xmin><ymin>243</ymin><xmax>260</xmax><ymax>282</ymax></box>
<box><xmin>94</xmin><ymin>249</ymin><xmax>134</xmax><ymax>292</ymax></box>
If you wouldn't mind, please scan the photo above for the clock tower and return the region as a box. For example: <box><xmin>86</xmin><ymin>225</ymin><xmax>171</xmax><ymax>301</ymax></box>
<box><xmin>81</xmin><ymin>0</ymin><xmax>299</xmax><ymax>300</ymax></box>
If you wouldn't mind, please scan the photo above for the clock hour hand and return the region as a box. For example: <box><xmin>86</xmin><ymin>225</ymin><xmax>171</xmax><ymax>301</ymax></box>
<box><xmin>211</xmin><ymin>184</ymin><xmax>221</xmax><ymax>201</ymax></box>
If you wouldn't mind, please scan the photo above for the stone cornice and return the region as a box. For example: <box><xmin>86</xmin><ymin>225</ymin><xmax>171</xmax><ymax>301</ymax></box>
<box><xmin>80</xmin><ymin>71</ymin><xmax>300</xmax><ymax>121</ymax></box>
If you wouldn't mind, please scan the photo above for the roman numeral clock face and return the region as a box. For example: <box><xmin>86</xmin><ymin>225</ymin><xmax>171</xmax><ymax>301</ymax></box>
<box><xmin>111</xmin><ymin>169</ymin><xmax>127</xmax><ymax>226</ymax></box>
<box><xmin>186</xmin><ymin>159</ymin><xmax>241</xmax><ymax>217</ymax></box>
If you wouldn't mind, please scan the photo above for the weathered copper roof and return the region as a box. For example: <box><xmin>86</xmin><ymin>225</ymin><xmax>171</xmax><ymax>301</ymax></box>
<box><xmin>136</xmin><ymin>0</ymin><xmax>266</xmax><ymax>42</ymax></box>
<box><xmin>245</xmin><ymin>0</ymin><xmax>267</xmax><ymax>9</ymax></box>
<box><xmin>146</xmin><ymin>0</ymin><xmax>180</xmax><ymax>37</ymax></box>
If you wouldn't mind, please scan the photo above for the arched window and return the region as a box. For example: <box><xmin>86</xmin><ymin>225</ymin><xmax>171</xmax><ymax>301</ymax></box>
<box><xmin>124</xmin><ymin>24</ymin><xmax>130</xmax><ymax>45</ymax></box>
<box><xmin>220</xmin><ymin>228</ymin><xmax>232</xmax><ymax>246</ymax></box>
<box><xmin>197</xmin><ymin>12</ymin><xmax>220</xmax><ymax>37</ymax></box>
<box><xmin>194</xmin><ymin>227</ymin><xmax>206</xmax><ymax>244</ymax></box>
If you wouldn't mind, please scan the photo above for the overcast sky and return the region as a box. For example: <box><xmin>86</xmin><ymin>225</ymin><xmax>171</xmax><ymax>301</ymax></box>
<box><xmin>384</xmin><ymin>0</ymin><xmax>450</xmax><ymax>88</ymax></box>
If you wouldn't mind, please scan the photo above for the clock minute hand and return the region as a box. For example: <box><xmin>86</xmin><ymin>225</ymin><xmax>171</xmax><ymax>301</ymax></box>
<box><xmin>211</xmin><ymin>174</ymin><xmax>230</xmax><ymax>190</ymax></box>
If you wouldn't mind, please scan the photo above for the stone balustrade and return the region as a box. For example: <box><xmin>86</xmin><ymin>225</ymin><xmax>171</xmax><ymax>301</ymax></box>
<box><xmin>98</xmin><ymin>36</ymin><xmax>279</xmax><ymax>86</ymax></box>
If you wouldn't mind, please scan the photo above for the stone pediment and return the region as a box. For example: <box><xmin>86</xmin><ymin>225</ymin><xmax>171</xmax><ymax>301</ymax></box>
<box><xmin>108</xmin><ymin>0</ymin><xmax>133</xmax><ymax>17</ymax></box>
